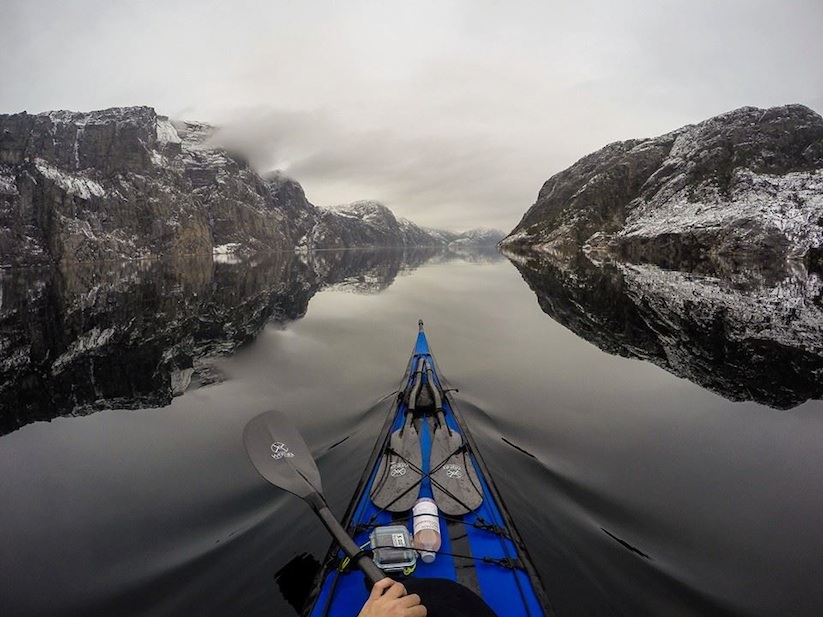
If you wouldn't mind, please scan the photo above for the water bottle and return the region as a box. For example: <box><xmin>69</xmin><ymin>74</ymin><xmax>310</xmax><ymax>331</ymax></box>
<box><xmin>412</xmin><ymin>497</ymin><xmax>441</xmax><ymax>563</ymax></box>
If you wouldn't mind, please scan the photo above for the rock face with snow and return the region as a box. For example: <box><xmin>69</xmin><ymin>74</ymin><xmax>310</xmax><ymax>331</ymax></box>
<box><xmin>0</xmin><ymin>106</ymin><xmax>483</xmax><ymax>266</ymax></box>
<box><xmin>298</xmin><ymin>200</ymin><xmax>441</xmax><ymax>250</ymax></box>
<box><xmin>0</xmin><ymin>107</ymin><xmax>290</xmax><ymax>265</ymax></box>
<box><xmin>501</xmin><ymin>105</ymin><xmax>823</xmax><ymax>267</ymax></box>
<box><xmin>291</xmin><ymin>198</ymin><xmax>501</xmax><ymax>251</ymax></box>
<box><xmin>508</xmin><ymin>249</ymin><xmax>823</xmax><ymax>409</ymax></box>
<box><xmin>445</xmin><ymin>227</ymin><xmax>505</xmax><ymax>247</ymax></box>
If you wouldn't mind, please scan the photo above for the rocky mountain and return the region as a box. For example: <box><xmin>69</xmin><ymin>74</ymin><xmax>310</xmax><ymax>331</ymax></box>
<box><xmin>0</xmin><ymin>106</ymin><xmax>482</xmax><ymax>266</ymax></box>
<box><xmin>434</xmin><ymin>227</ymin><xmax>506</xmax><ymax>248</ymax></box>
<box><xmin>298</xmin><ymin>200</ymin><xmax>434</xmax><ymax>250</ymax></box>
<box><xmin>507</xmin><ymin>249</ymin><xmax>823</xmax><ymax>410</ymax></box>
<box><xmin>501</xmin><ymin>105</ymin><xmax>823</xmax><ymax>268</ymax></box>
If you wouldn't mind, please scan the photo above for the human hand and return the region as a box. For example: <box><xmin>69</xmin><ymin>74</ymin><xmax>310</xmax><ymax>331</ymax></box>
<box><xmin>357</xmin><ymin>578</ymin><xmax>427</xmax><ymax>617</ymax></box>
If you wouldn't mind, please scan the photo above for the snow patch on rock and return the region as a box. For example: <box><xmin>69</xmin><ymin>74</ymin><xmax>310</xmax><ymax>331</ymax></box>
<box><xmin>0</xmin><ymin>169</ymin><xmax>17</xmax><ymax>195</ymax></box>
<box><xmin>34</xmin><ymin>159</ymin><xmax>106</xmax><ymax>200</ymax></box>
<box><xmin>156</xmin><ymin>116</ymin><xmax>181</xmax><ymax>144</ymax></box>
<box><xmin>621</xmin><ymin>169</ymin><xmax>823</xmax><ymax>257</ymax></box>
<box><xmin>213</xmin><ymin>243</ymin><xmax>242</xmax><ymax>263</ymax></box>
<box><xmin>213</xmin><ymin>242</ymin><xmax>241</xmax><ymax>255</ymax></box>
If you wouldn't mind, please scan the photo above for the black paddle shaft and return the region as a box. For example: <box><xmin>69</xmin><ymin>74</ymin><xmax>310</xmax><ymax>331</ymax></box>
<box><xmin>243</xmin><ymin>410</ymin><xmax>384</xmax><ymax>587</ymax></box>
<box><xmin>304</xmin><ymin>492</ymin><xmax>384</xmax><ymax>586</ymax></box>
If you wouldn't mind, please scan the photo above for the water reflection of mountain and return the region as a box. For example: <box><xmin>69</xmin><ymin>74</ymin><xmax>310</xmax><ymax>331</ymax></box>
<box><xmin>0</xmin><ymin>248</ymin><xmax>444</xmax><ymax>435</ymax></box>
<box><xmin>437</xmin><ymin>246</ymin><xmax>506</xmax><ymax>265</ymax></box>
<box><xmin>508</xmin><ymin>250</ymin><xmax>823</xmax><ymax>409</ymax></box>
<box><xmin>300</xmin><ymin>247</ymin><xmax>436</xmax><ymax>293</ymax></box>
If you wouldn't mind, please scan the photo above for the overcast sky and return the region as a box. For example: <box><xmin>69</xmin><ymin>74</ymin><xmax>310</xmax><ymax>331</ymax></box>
<box><xmin>2</xmin><ymin>0</ymin><xmax>822</xmax><ymax>231</ymax></box>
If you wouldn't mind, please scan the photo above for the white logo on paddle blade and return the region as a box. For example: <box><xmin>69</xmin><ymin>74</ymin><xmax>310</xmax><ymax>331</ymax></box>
<box><xmin>390</xmin><ymin>462</ymin><xmax>408</xmax><ymax>477</ymax></box>
<box><xmin>444</xmin><ymin>463</ymin><xmax>463</xmax><ymax>479</ymax></box>
<box><xmin>270</xmin><ymin>442</ymin><xmax>294</xmax><ymax>460</ymax></box>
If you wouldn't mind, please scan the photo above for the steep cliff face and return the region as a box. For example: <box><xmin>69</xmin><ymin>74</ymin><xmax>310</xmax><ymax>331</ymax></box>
<box><xmin>0</xmin><ymin>107</ymin><xmax>298</xmax><ymax>265</ymax></box>
<box><xmin>502</xmin><ymin>105</ymin><xmax>823</xmax><ymax>265</ymax></box>
<box><xmin>0</xmin><ymin>106</ymin><xmax>485</xmax><ymax>266</ymax></box>
<box><xmin>172</xmin><ymin>120</ymin><xmax>294</xmax><ymax>254</ymax></box>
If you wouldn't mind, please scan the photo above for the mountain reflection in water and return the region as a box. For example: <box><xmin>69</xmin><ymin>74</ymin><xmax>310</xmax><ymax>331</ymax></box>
<box><xmin>0</xmin><ymin>248</ymin><xmax>500</xmax><ymax>435</ymax></box>
<box><xmin>507</xmin><ymin>249</ymin><xmax>823</xmax><ymax>409</ymax></box>
<box><xmin>1</xmin><ymin>247</ymin><xmax>822</xmax><ymax>617</ymax></box>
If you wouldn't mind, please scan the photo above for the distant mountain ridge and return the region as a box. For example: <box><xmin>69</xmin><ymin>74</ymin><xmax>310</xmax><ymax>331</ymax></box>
<box><xmin>0</xmin><ymin>106</ymin><xmax>500</xmax><ymax>266</ymax></box>
<box><xmin>501</xmin><ymin>104</ymin><xmax>823</xmax><ymax>267</ymax></box>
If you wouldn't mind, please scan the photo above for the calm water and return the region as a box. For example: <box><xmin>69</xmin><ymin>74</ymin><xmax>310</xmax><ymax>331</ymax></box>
<box><xmin>1</xmin><ymin>248</ymin><xmax>822</xmax><ymax>617</ymax></box>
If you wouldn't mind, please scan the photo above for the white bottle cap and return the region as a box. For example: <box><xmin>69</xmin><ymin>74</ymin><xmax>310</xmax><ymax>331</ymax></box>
<box><xmin>420</xmin><ymin>550</ymin><xmax>435</xmax><ymax>563</ymax></box>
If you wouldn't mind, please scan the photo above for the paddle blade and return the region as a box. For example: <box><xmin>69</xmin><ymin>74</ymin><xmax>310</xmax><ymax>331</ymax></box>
<box><xmin>243</xmin><ymin>410</ymin><xmax>322</xmax><ymax>499</ymax></box>
<box><xmin>430</xmin><ymin>416</ymin><xmax>484</xmax><ymax>515</ymax></box>
<box><xmin>369</xmin><ymin>421</ymin><xmax>423</xmax><ymax>512</ymax></box>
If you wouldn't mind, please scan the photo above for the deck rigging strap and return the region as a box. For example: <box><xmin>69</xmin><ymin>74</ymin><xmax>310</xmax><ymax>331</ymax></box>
<box><xmin>369</xmin><ymin>355</ymin><xmax>484</xmax><ymax>515</ymax></box>
<box><xmin>365</xmin><ymin>446</ymin><xmax>482</xmax><ymax>529</ymax></box>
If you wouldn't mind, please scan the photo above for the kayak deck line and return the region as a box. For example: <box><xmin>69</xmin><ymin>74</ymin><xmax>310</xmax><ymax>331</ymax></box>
<box><xmin>303</xmin><ymin>321</ymin><xmax>550</xmax><ymax>617</ymax></box>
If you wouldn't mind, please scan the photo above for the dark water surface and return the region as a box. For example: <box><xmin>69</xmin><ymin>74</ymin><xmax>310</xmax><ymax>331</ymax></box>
<box><xmin>1</xmin><ymin>249</ymin><xmax>822</xmax><ymax>617</ymax></box>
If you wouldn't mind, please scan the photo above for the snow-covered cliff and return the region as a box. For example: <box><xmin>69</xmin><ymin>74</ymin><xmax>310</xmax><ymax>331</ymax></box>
<box><xmin>0</xmin><ymin>107</ymin><xmax>289</xmax><ymax>264</ymax></box>
<box><xmin>502</xmin><ymin>105</ymin><xmax>823</xmax><ymax>268</ymax></box>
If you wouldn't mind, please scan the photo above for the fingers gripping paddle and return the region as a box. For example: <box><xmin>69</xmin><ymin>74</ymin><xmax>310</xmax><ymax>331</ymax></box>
<box><xmin>369</xmin><ymin>358</ymin><xmax>425</xmax><ymax>512</ymax></box>
<box><xmin>243</xmin><ymin>410</ymin><xmax>384</xmax><ymax>587</ymax></box>
<box><xmin>426</xmin><ymin>364</ymin><xmax>484</xmax><ymax>515</ymax></box>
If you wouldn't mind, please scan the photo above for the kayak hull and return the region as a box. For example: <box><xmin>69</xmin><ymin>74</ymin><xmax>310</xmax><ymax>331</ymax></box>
<box><xmin>304</xmin><ymin>323</ymin><xmax>549</xmax><ymax>616</ymax></box>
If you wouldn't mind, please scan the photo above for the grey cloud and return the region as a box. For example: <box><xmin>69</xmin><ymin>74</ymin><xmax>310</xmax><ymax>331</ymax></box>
<box><xmin>213</xmin><ymin>109</ymin><xmax>550</xmax><ymax>231</ymax></box>
<box><xmin>2</xmin><ymin>0</ymin><xmax>822</xmax><ymax>232</ymax></box>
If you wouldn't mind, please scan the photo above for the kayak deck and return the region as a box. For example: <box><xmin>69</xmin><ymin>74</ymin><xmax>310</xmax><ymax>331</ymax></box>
<box><xmin>305</xmin><ymin>323</ymin><xmax>548</xmax><ymax>616</ymax></box>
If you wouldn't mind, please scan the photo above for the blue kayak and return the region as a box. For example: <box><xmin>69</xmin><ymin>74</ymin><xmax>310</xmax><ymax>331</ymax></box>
<box><xmin>304</xmin><ymin>321</ymin><xmax>549</xmax><ymax>616</ymax></box>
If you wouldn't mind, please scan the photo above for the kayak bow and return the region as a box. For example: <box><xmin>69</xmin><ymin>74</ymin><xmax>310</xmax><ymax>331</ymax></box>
<box><xmin>303</xmin><ymin>320</ymin><xmax>549</xmax><ymax>616</ymax></box>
